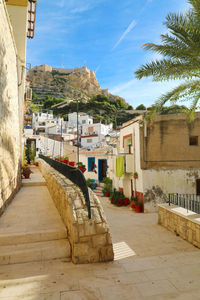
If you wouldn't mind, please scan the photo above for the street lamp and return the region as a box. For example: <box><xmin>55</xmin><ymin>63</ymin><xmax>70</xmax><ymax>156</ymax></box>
<box><xmin>105</xmin><ymin>134</ymin><xmax>111</xmax><ymax>144</ymax></box>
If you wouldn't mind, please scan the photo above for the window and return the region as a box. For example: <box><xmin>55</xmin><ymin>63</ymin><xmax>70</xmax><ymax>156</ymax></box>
<box><xmin>87</xmin><ymin>139</ymin><xmax>92</xmax><ymax>143</ymax></box>
<box><xmin>88</xmin><ymin>157</ymin><xmax>95</xmax><ymax>172</ymax></box>
<box><xmin>189</xmin><ymin>136</ymin><xmax>198</xmax><ymax>146</ymax></box>
<box><xmin>82</xmin><ymin>120</ymin><xmax>86</xmax><ymax>124</ymax></box>
<box><xmin>196</xmin><ymin>179</ymin><xmax>200</xmax><ymax>195</ymax></box>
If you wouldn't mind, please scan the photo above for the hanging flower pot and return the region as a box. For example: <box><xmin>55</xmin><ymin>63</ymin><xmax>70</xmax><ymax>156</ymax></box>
<box><xmin>134</xmin><ymin>172</ymin><xmax>138</xmax><ymax>179</ymax></box>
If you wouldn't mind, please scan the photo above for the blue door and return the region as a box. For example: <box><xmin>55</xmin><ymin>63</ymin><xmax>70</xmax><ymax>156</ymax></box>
<box><xmin>98</xmin><ymin>159</ymin><xmax>107</xmax><ymax>181</ymax></box>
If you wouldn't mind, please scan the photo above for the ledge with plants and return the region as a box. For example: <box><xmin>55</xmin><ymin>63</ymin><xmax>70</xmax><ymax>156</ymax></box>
<box><xmin>110</xmin><ymin>189</ymin><xmax>130</xmax><ymax>206</ymax></box>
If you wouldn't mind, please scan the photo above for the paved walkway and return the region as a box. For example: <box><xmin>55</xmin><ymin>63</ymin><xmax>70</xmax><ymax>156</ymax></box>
<box><xmin>0</xmin><ymin>173</ymin><xmax>200</xmax><ymax>299</ymax></box>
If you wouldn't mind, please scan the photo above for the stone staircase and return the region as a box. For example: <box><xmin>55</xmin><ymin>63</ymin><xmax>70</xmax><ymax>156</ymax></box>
<box><xmin>0</xmin><ymin>168</ymin><xmax>71</xmax><ymax>265</ymax></box>
<box><xmin>93</xmin><ymin>183</ymin><xmax>104</xmax><ymax>197</ymax></box>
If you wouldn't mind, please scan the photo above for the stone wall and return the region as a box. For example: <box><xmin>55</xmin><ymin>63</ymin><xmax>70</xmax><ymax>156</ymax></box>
<box><xmin>158</xmin><ymin>204</ymin><xmax>200</xmax><ymax>248</ymax></box>
<box><xmin>39</xmin><ymin>159</ymin><xmax>114</xmax><ymax>264</ymax></box>
<box><xmin>0</xmin><ymin>1</ymin><xmax>22</xmax><ymax>215</ymax></box>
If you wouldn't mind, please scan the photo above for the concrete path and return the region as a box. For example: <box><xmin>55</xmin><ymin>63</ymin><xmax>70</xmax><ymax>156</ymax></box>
<box><xmin>0</xmin><ymin>182</ymin><xmax>200</xmax><ymax>299</ymax></box>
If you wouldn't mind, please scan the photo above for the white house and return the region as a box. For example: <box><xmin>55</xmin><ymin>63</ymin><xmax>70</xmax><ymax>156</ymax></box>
<box><xmin>82</xmin><ymin>123</ymin><xmax>112</xmax><ymax>136</ymax></box>
<box><xmin>68</xmin><ymin>112</ymin><xmax>93</xmax><ymax>127</ymax></box>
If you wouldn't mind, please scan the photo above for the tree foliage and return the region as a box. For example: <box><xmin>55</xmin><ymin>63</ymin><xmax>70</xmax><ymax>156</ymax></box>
<box><xmin>135</xmin><ymin>0</ymin><xmax>200</xmax><ymax>121</ymax></box>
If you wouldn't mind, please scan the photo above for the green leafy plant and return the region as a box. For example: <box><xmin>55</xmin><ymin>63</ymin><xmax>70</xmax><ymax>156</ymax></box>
<box><xmin>135</xmin><ymin>0</ymin><xmax>200</xmax><ymax>122</ymax></box>
<box><xmin>86</xmin><ymin>178</ymin><xmax>92</xmax><ymax>188</ymax></box>
<box><xmin>77</xmin><ymin>162</ymin><xmax>86</xmax><ymax>168</ymax></box>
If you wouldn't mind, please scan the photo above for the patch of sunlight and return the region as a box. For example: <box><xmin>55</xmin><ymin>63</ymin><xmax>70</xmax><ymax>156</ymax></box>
<box><xmin>113</xmin><ymin>241</ymin><xmax>136</xmax><ymax>261</ymax></box>
<box><xmin>171</xmin><ymin>207</ymin><xmax>197</xmax><ymax>217</ymax></box>
<box><xmin>194</xmin><ymin>218</ymin><xmax>200</xmax><ymax>223</ymax></box>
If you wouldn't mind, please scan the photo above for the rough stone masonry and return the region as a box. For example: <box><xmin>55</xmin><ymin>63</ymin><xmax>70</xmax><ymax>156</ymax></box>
<box><xmin>39</xmin><ymin>160</ymin><xmax>114</xmax><ymax>264</ymax></box>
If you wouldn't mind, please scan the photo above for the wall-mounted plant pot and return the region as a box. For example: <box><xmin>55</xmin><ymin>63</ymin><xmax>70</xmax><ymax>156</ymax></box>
<box><xmin>78</xmin><ymin>167</ymin><xmax>86</xmax><ymax>173</ymax></box>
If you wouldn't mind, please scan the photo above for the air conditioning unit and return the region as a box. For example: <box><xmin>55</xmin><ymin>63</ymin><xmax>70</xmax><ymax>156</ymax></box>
<box><xmin>125</xmin><ymin>154</ymin><xmax>134</xmax><ymax>173</ymax></box>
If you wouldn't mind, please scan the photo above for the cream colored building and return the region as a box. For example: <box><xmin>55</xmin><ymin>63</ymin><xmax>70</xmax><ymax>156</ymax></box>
<box><xmin>0</xmin><ymin>0</ymin><xmax>37</xmax><ymax>214</ymax></box>
<box><xmin>113</xmin><ymin>113</ymin><xmax>200</xmax><ymax>212</ymax></box>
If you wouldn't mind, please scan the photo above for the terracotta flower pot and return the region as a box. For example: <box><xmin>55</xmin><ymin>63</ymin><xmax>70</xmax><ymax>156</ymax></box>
<box><xmin>130</xmin><ymin>201</ymin><xmax>135</xmax><ymax>209</ymax></box>
<box><xmin>135</xmin><ymin>205</ymin><xmax>142</xmax><ymax>213</ymax></box>
<box><xmin>105</xmin><ymin>192</ymin><xmax>110</xmax><ymax>197</ymax></box>
<box><xmin>23</xmin><ymin>173</ymin><xmax>30</xmax><ymax>179</ymax></box>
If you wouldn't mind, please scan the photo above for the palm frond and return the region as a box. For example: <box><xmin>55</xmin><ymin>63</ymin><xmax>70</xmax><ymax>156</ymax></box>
<box><xmin>135</xmin><ymin>59</ymin><xmax>199</xmax><ymax>81</ymax></box>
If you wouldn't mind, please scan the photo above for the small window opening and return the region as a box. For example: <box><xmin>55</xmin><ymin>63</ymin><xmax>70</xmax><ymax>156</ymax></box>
<box><xmin>189</xmin><ymin>136</ymin><xmax>198</xmax><ymax>146</ymax></box>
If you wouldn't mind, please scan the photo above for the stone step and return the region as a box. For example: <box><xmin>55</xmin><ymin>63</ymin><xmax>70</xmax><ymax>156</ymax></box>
<box><xmin>0</xmin><ymin>228</ymin><xmax>67</xmax><ymax>246</ymax></box>
<box><xmin>93</xmin><ymin>191</ymin><xmax>104</xmax><ymax>197</ymax></box>
<box><xmin>0</xmin><ymin>239</ymin><xmax>71</xmax><ymax>265</ymax></box>
<box><xmin>95</xmin><ymin>187</ymin><xmax>103</xmax><ymax>191</ymax></box>
<box><xmin>99</xmin><ymin>183</ymin><xmax>104</xmax><ymax>187</ymax></box>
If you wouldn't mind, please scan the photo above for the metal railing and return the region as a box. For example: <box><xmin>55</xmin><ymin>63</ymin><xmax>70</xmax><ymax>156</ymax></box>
<box><xmin>39</xmin><ymin>154</ymin><xmax>91</xmax><ymax>219</ymax></box>
<box><xmin>168</xmin><ymin>193</ymin><xmax>200</xmax><ymax>214</ymax></box>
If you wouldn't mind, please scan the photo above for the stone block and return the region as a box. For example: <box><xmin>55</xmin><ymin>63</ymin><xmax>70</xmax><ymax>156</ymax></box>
<box><xmin>98</xmin><ymin>245</ymin><xmax>114</xmax><ymax>262</ymax></box>
<box><xmin>84</xmin><ymin>220</ymin><xmax>96</xmax><ymax>236</ymax></box>
<box><xmin>92</xmin><ymin>234</ymin><xmax>107</xmax><ymax>247</ymax></box>
<box><xmin>95</xmin><ymin>222</ymin><xmax>108</xmax><ymax>234</ymax></box>
<box><xmin>73</xmin><ymin>243</ymin><xmax>89</xmax><ymax>257</ymax></box>
<box><xmin>91</xmin><ymin>207</ymin><xmax>102</xmax><ymax>224</ymax></box>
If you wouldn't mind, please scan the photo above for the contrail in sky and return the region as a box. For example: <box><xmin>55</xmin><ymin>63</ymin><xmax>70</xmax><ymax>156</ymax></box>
<box><xmin>112</xmin><ymin>19</ymin><xmax>137</xmax><ymax>50</ymax></box>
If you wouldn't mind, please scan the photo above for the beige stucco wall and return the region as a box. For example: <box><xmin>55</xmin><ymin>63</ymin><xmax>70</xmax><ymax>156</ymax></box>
<box><xmin>140</xmin><ymin>113</ymin><xmax>200</xmax><ymax>169</ymax></box>
<box><xmin>0</xmin><ymin>2</ymin><xmax>22</xmax><ymax>214</ymax></box>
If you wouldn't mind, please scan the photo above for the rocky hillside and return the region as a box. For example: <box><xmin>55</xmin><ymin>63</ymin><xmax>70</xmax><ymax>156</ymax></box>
<box><xmin>28</xmin><ymin>64</ymin><xmax>126</xmax><ymax>104</ymax></box>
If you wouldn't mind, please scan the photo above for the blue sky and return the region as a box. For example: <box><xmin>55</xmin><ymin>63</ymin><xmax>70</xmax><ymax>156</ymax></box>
<box><xmin>27</xmin><ymin>0</ymin><xmax>190</xmax><ymax>108</ymax></box>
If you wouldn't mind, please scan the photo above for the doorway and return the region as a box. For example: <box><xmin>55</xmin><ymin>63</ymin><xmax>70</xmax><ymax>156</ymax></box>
<box><xmin>98</xmin><ymin>159</ymin><xmax>107</xmax><ymax>182</ymax></box>
<box><xmin>26</xmin><ymin>139</ymin><xmax>36</xmax><ymax>164</ymax></box>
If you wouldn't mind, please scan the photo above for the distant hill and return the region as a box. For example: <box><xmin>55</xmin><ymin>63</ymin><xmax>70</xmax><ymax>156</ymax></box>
<box><xmin>28</xmin><ymin>64</ymin><xmax>127</xmax><ymax>104</ymax></box>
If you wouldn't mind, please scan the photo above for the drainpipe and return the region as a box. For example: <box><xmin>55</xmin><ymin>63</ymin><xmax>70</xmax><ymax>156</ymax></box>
<box><xmin>133</xmin><ymin>129</ymin><xmax>137</xmax><ymax>198</ymax></box>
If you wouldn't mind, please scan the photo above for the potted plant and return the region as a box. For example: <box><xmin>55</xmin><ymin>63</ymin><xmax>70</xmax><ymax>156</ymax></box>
<box><xmin>134</xmin><ymin>200</ymin><xmax>143</xmax><ymax>213</ymax></box>
<box><xmin>130</xmin><ymin>196</ymin><xmax>137</xmax><ymax>209</ymax></box>
<box><xmin>22</xmin><ymin>166</ymin><xmax>33</xmax><ymax>179</ymax></box>
<box><xmin>69</xmin><ymin>161</ymin><xmax>76</xmax><ymax>167</ymax></box>
<box><xmin>103</xmin><ymin>184</ymin><xmax>112</xmax><ymax>197</ymax></box>
<box><xmin>77</xmin><ymin>162</ymin><xmax>86</xmax><ymax>173</ymax></box>
<box><xmin>102</xmin><ymin>177</ymin><xmax>112</xmax><ymax>197</ymax></box>
<box><xmin>134</xmin><ymin>172</ymin><xmax>138</xmax><ymax>179</ymax></box>
<box><xmin>62</xmin><ymin>156</ymin><xmax>69</xmax><ymax>164</ymax></box>
<box><xmin>123</xmin><ymin>198</ymin><xmax>130</xmax><ymax>206</ymax></box>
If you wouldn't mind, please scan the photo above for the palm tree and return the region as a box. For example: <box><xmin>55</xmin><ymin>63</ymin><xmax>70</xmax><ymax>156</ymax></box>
<box><xmin>135</xmin><ymin>0</ymin><xmax>200</xmax><ymax>121</ymax></box>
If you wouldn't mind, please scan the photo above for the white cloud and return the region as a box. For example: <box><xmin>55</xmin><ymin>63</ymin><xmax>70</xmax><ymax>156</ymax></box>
<box><xmin>112</xmin><ymin>19</ymin><xmax>137</xmax><ymax>50</ymax></box>
<box><xmin>110</xmin><ymin>78</ymin><xmax>183</xmax><ymax>107</ymax></box>
<box><xmin>70</xmin><ymin>5</ymin><xmax>90</xmax><ymax>13</ymax></box>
